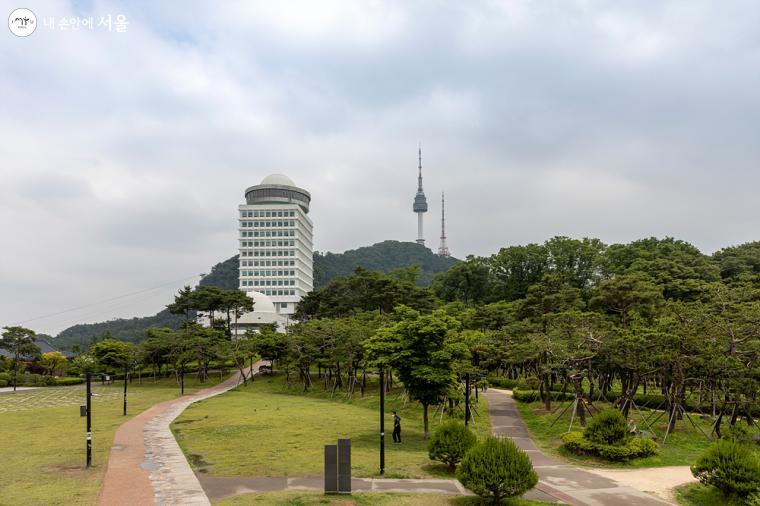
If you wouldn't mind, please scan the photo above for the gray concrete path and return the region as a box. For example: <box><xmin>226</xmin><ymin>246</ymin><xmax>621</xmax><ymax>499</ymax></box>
<box><xmin>485</xmin><ymin>389</ymin><xmax>673</xmax><ymax>506</ymax></box>
<box><xmin>198</xmin><ymin>475</ymin><xmax>468</xmax><ymax>499</ymax></box>
<box><xmin>198</xmin><ymin>474</ymin><xmax>559</xmax><ymax>502</ymax></box>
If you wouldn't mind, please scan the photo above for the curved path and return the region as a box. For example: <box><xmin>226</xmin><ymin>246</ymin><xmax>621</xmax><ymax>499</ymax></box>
<box><xmin>485</xmin><ymin>389</ymin><xmax>675</xmax><ymax>506</ymax></box>
<box><xmin>98</xmin><ymin>367</ymin><xmax>259</xmax><ymax>506</ymax></box>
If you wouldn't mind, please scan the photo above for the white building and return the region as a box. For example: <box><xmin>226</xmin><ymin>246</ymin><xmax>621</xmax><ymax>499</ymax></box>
<box><xmin>238</xmin><ymin>174</ymin><xmax>313</xmax><ymax>316</ymax></box>
<box><xmin>233</xmin><ymin>291</ymin><xmax>287</xmax><ymax>336</ymax></box>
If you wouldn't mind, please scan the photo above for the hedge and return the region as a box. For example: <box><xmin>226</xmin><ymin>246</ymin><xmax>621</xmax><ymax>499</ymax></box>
<box><xmin>512</xmin><ymin>390</ymin><xmax>575</xmax><ymax>403</ymax></box>
<box><xmin>561</xmin><ymin>431</ymin><xmax>659</xmax><ymax>461</ymax></box>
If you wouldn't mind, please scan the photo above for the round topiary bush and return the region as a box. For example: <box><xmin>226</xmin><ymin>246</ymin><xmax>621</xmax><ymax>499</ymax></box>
<box><xmin>457</xmin><ymin>436</ymin><xmax>538</xmax><ymax>503</ymax></box>
<box><xmin>584</xmin><ymin>408</ymin><xmax>628</xmax><ymax>445</ymax></box>
<box><xmin>691</xmin><ymin>439</ymin><xmax>760</xmax><ymax>498</ymax></box>
<box><xmin>427</xmin><ymin>420</ymin><xmax>477</xmax><ymax>472</ymax></box>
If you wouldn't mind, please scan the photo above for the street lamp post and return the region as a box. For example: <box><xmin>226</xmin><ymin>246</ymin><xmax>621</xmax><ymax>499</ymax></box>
<box><xmin>123</xmin><ymin>367</ymin><xmax>128</xmax><ymax>416</ymax></box>
<box><xmin>465</xmin><ymin>373</ymin><xmax>471</xmax><ymax>426</ymax></box>
<box><xmin>86</xmin><ymin>372</ymin><xmax>92</xmax><ymax>467</ymax></box>
<box><xmin>379</xmin><ymin>367</ymin><xmax>385</xmax><ymax>475</ymax></box>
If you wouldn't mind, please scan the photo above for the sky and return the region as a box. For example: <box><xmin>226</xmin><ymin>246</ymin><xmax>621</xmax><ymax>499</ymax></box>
<box><xmin>2</xmin><ymin>0</ymin><xmax>760</xmax><ymax>335</ymax></box>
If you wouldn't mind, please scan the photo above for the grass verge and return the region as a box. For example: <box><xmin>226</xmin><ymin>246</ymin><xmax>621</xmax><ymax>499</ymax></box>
<box><xmin>172</xmin><ymin>373</ymin><xmax>491</xmax><ymax>479</ymax></box>
<box><xmin>674</xmin><ymin>482</ymin><xmax>748</xmax><ymax>506</ymax></box>
<box><xmin>514</xmin><ymin>399</ymin><xmax>714</xmax><ymax>468</ymax></box>
<box><xmin>0</xmin><ymin>373</ymin><xmax>225</xmax><ymax>506</ymax></box>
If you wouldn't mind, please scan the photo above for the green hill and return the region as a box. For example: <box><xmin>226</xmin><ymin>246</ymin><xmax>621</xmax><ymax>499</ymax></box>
<box><xmin>50</xmin><ymin>241</ymin><xmax>457</xmax><ymax>350</ymax></box>
<box><xmin>313</xmin><ymin>240</ymin><xmax>458</xmax><ymax>287</ymax></box>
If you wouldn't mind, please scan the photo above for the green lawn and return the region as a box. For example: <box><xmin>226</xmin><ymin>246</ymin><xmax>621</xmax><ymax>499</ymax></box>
<box><xmin>674</xmin><ymin>482</ymin><xmax>749</xmax><ymax>506</ymax></box>
<box><xmin>515</xmin><ymin>399</ymin><xmax>715</xmax><ymax>468</ymax></box>
<box><xmin>172</xmin><ymin>373</ymin><xmax>491</xmax><ymax>479</ymax></box>
<box><xmin>214</xmin><ymin>491</ymin><xmax>551</xmax><ymax>505</ymax></box>
<box><xmin>0</xmin><ymin>374</ymin><xmax>224</xmax><ymax>506</ymax></box>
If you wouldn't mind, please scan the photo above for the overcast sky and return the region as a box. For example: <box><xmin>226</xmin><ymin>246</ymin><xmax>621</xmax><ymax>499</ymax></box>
<box><xmin>2</xmin><ymin>0</ymin><xmax>759</xmax><ymax>335</ymax></box>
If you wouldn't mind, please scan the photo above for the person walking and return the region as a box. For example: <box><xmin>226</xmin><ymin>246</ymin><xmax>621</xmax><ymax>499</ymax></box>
<box><xmin>392</xmin><ymin>411</ymin><xmax>402</xmax><ymax>443</ymax></box>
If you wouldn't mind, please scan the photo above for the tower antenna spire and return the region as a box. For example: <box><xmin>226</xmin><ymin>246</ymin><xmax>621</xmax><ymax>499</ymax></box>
<box><xmin>438</xmin><ymin>191</ymin><xmax>450</xmax><ymax>257</ymax></box>
<box><xmin>412</xmin><ymin>143</ymin><xmax>428</xmax><ymax>246</ymax></box>
<box><xmin>417</xmin><ymin>143</ymin><xmax>423</xmax><ymax>191</ymax></box>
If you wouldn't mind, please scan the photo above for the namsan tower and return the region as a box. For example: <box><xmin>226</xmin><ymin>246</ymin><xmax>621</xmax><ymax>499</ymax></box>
<box><xmin>438</xmin><ymin>192</ymin><xmax>450</xmax><ymax>257</ymax></box>
<box><xmin>412</xmin><ymin>145</ymin><xmax>428</xmax><ymax>245</ymax></box>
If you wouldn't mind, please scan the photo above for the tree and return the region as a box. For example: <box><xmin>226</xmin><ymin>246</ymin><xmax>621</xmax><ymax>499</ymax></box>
<box><xmin>431</xmin><ymin>258</ymin><xmax>492</xmax><ymax>304</ymax></box>
<box><xmin>591</xmin><ymin>273</ymin><xmax>663</xmax><ymax>327</ymax></box>
<box><xmin>40</xmin><ymin>352</ymin><xmax>68</xmax><ymax>377</ymax></box>
<box><xmin>90</xmin><ymin>338</ymin><xmax>133</xmax><ymax>373</ymax></box>
<box><xmin>0</xmin><ymin>326</ymin><xmax>40</xmax><ymax>391</ymax></box>
<box><xmin>457</xmin><ymin>436</ymin><xmax>538</xmax><ymax>503</ymax></box>
<box><xmin>365</xmin><ymin>307</ymin><xmax>467</xmax><ymax>438</ymax></box>
<box><xmin>427</xmin><ymin>420</ymin><xmax>477</xmax><ymax>472</ymax></box>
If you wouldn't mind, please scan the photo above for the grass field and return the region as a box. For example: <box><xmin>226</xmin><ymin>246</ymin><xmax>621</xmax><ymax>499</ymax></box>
<box><xmin>515</xmin><ymin>399</ymin><xmax>715</xmax><ymax>468</ymax></box>
<box><xmin>674</xmin><ymin>482</ymin><xmax>749</xmax><ymax>506</ymax></box>
<box><xmin>172</xmin><ymin>373</ymin><xmax>492</xmax><ymax>479</ymax></box>
<box><xmin>214</xmin><ymin>491</ymin><xmax>552</xmax><ymax>505</ymax></box>
<box><xmin>0</xmin><ymin>373</ymin><xmax>224</xmax><ymax>506</ymax></box>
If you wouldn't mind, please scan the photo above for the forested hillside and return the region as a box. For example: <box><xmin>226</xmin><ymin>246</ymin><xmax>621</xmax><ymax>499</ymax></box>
<box><xmin>50</xmin><ymin>241</ymin><xmax>456</xmax><ymax>350</ymax></box>
<box><xmin>198</xmin><ymin>240</ymin><xmax>459</xmax><ymax>290</ymax></box>
<box><xmin>313</xmin><ymin>240</ymin><xmax>458</xmax><ymax>287</ymax></box>
<box><xmin>53</xmin><ymin>309</ymin><xmax>186</xmax><ymax>350</ymax></box>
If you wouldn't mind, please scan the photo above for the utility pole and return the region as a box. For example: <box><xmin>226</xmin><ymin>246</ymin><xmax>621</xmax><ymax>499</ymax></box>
<box><xmin>379</xmin><ymin>367</ymin><xmax>385</xmax><ymax>475</ymax></box>
<box><xmin>86</xmin><ymin>372</ymin><xmax>92</xmax><ymax>467</ymax></box>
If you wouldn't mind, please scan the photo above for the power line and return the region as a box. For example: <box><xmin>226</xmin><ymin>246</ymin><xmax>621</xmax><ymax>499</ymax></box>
<box><xmin>9</xmin><ymin>274</ymin><xmax>202</xmax><ymax>326</ymax></box>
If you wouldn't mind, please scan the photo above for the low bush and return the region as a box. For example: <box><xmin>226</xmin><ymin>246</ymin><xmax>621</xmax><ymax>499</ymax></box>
<box><xmin>0</xmin><ymin>372</ymin><xmax>10</xmax><ymax>383</ymax></box>
<box><xmin>457</xmin><ymin>436</ymin><xmax>538</xmax><ymax>503</ymax></box>
<box><xmin>722</xmin><ymin>423</ymin><xmax>754</xmax><ymax>445</ymax></box>
<box><xmin>0</xmin><ymin>379</ymin><xmax>7</xmax><ymax>388</ymax></box>
<box><xmin>512</xmin><ymin>390</ymin><xmax>575</xmax><ymax>403</ymax></box>
<box><xmin>55</xmin><ymin>377</ymin><xmax>86</xmax><ymax>386</ymax></box>
<box><xmin>691</xmin><ymin>439</ymin><xmax>760</xmax><ymax>498</ymax></box>
<box><xmin>428</xmin><ymin>420</ymin><xmax>477</xmax><ymax>471</ymax></box>
<box><xmin>584</xmin><ymin>409</ymin><xmax>628</xmax><ymax>445</ymax></box>
<box><xmin>561</xmin><ymin>431</ymin><xmax>659</xmax><ymax>461</ymax></box>
<box><xmin>486</xmin><ymin>377</ymin><xmax>519</xmax><ymax>389</ymax></box>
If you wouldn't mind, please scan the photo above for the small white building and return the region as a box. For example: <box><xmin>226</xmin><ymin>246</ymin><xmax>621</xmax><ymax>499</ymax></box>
<box><xmin>232</xmin><ymin>290</ymin><xmax>288</xmax><ymax>337</ymax></box>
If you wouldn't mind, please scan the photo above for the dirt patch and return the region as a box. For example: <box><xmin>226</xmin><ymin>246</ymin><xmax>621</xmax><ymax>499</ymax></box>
<box><xmin>188</xmin><ymin>453</ymin><xmax>214</xmax><ymax>473</ymax></box>
<box><xmin>586</xmin><ymin>466</ymin><xmax>696</xmax><ymax>504</ymax></box>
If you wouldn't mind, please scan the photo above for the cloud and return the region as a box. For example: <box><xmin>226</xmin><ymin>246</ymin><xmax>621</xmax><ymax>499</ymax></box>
<box><xmin>1</xmin><ymin>0</ymin><xmax>760</xmax><ymax>334</ymax></box>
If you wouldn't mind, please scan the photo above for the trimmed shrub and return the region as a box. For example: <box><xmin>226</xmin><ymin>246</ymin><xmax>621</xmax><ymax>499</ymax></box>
<box><xmin>457</xmin><ymin>436</ymin><xmax>538</xmax><ymax>503</ymax></box>
<box><xmin>487</xmin><ymin>377</ymin><xmax>519</xmax><ymax>389</ymax></box>
<box><xmin>0</xmin><ymin>379</ymin><xmax>7</xmax><ymax>388</ymax></box>
<box><xmin>561</xmin><ymin>431</ymin><xmax>658</xmax><ymax>461</ymax></box>
<box><xmin>691</xmin><ymin>439</ymin><xmax>760</xmax><ymax>497</ymax></box>
<box><xmin>0</xmin><ymin>372</ymin><xmax>10</xmax><ymax>383</ymax></box>
<box><xmin>428</xmin><ymin>420</ymin><xmax>477</xmax><ymax>471</ymax></box>
<box><xmin>55</xmin><ymin>377</ymin><xmax>86</xmax><ymax>386</ymax></box>
<box><xmin>512</xmin><ymin>390</ymin><xmax>575</xmax><ymax>403</ymax></box>
<box><xmin>584</xmin><ymin>409</ymin><xmax>628</xmax><ymax>445</ymax></box>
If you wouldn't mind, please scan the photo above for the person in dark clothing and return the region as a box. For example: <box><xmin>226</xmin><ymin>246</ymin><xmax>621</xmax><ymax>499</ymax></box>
<box><xmin>392</xmin><ymin>411</ymin><xmax>401</xmax><ymax>443</ymax></box>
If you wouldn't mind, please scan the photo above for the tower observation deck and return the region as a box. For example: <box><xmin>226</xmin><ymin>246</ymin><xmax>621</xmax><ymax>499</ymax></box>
<box><xmin>412</xmin><ymin>146</ymin><xmax>428</xmax><ymax>245</ymax></box>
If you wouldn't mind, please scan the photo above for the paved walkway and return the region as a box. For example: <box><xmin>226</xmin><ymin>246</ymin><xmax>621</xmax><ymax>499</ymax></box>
<box><xmin>98</xmin><ymin>367</ymin><xmax>261</xmax><ymax>506</ymax></box>
<box><xmin>198</xmin><ymin>475</ymin><xmax>470</xmax><ymax>500</ymax></box>
<box><xmin>485</xmin><ymin>389</ymin><xmax>673</xmax><ymax>506</ymax></box>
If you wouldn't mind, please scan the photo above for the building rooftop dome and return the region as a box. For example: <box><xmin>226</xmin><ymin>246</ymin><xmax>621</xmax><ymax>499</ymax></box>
<box><xmin>247</xmin><ymin>291</ymin><xmax>276</xmax><ymax>313</ymax></box>
<box><xmin>261</xmin><ymin>174</ymin><xmax>296</xmax><ymax>187</ymax></box>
